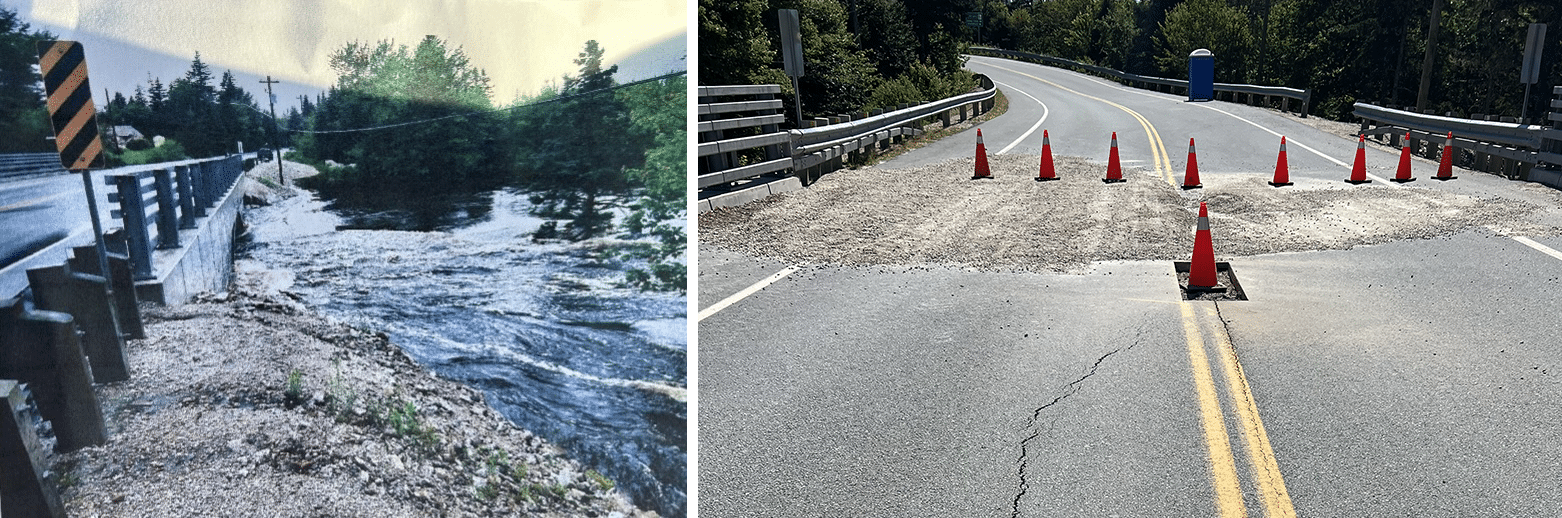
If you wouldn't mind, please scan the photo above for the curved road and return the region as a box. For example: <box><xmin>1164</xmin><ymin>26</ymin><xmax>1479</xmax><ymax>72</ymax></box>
<box><xmin>698</xmin><ymin>55</ymin><xmax>1562</xmax><ymax>517</ymax></box>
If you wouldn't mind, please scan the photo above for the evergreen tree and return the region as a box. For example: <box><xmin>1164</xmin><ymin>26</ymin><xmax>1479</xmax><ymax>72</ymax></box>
<box><xmin>0</xmin><ymin>5</ymin><xmax>57</xmax><ymax>152</ymax></box>
<box><xmin>516</xmin><ymin>40</ymin><xmax>646</xmax><ymax>240</ymax></box>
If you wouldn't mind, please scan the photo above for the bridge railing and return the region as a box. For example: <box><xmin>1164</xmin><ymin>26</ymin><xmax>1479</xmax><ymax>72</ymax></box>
<box><xmin>698</xmin><ymin>75</ymin><xmax>997</xmax><ymax>210</ymax></box>
<box><xmin>0</xmin><ymin>153</ymin><xmax>67</xmax><ymax>182</ymax></box>
<box><xmin>1353</xmin><ymin>94</ymin><xmax>1562</xmax><ymax>179</ymax></box>
<box><xmin>697</xmin><ymin>85</ymin><xmax>792</xmax><ymax>190</ymax></box>
<box><xmin>968</xmin><ymin>46</ymin><xmax>1311</xmax><ymax>118</ymax></box>
<box><xmin>104</xmin><ymin>155</ymin><xmax>244</xmax><ymax>280</ymax></box>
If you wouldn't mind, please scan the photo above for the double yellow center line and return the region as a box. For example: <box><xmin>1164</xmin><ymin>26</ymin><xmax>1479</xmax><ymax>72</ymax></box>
<box><xmin>987</xmin><ymin>60</ymin><xmax>1292</xmax><ymax>516</ymax></box>
<box><xmin>986</xmin><ymin>63</ymin><xmax>1176</xmax><ymax>187</ymax></box>
<box><xmin>1181</xmin><ymin>301</ymin><xmax>1296</xmax><ymax>518</ymax></box>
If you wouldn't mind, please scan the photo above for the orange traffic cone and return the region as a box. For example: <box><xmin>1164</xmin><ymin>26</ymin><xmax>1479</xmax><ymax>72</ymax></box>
<box><xmin>1103</xmin><ymin>132</ymin><xmax>1124</xmax><ymax>183</ymax></box>
<box><xmin>1037</xmin><ymin>130</ymin><xmax>1058</xmax><ymax>181</ymax></box>
<box><xmin>1268</xmin><ymin>136</ymin><xmax>1293</xmax><ymax>187</ymax></box>
<box><xmin>1433</xmin><ymin>131</ymin><xmax>1457</xmax><ymax>180</ymax></box>
<box><xmin>1182</xmin><ymin>137</ymin><xmax>1202</xmax><ymax>189</ymax></box>
<box><xmin>973</xmin><ymin>129</ymin><xmax>992</xmax><ymax>179</ymax></box>
<box><xmin>1346</xmin><ymin>134</ymin><xmax>1371</xmax><ymax>184</ymax></box>
<box><xmin>1392</xmin><ymin>132</ymin><xmax>1416</xmax><ymax>183</ymax></box>
<box><xmin>1187</xmin><ymin>202</ymin><xmax>1223</xmax><ymax>291</ymax></box>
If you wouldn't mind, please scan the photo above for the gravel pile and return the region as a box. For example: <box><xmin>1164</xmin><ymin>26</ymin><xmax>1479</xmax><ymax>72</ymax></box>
<box><xmin>50</xmin><ymin>271</ymin><xmax>655</xmax><ymax>518</ymax></box>
<box><xmin>699</xmin><ymin>154</ymin><xmax>1554</xmax><ymax>272</ymax></box>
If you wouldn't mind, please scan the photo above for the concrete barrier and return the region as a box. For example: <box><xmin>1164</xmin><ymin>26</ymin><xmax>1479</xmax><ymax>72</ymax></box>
<box><xmin>136</xmin><ymin>156</ymin><xmax>244</xmax><ymax>304</ymax></box>
<box><xmin>0</xmin><ymin>379</ymin><xmax>67</xmax><ymax>518</ymax></box>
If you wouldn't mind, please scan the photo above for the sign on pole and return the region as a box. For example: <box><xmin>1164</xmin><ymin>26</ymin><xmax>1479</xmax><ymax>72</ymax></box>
<box><xmin>965</xmin><ymin>12</ymin><xmax>983</xmax><ymax>28</ymax></box>
<box><xmin>36</xmin><ymin>41</ymin><xmax>105</xmax><ymax>170</ymax></box>
<box><xmin>778</xmin><ymin>9</ymin><xmax>804</xmax><ymax>128</ymax></box>
<box><xmin>779</xmin><ymin>9</ymin><xmax>804</xmax><ymax>78</ymax></box>
<box><xmin>1521</xmin><ymin>23</ymin><xmax>1547</xmax><ymax>85</ymax></box>
<box><xmin>37</xmin><ymin>41</ymin><xmax>114</xmax><ymax>298</ymax></box>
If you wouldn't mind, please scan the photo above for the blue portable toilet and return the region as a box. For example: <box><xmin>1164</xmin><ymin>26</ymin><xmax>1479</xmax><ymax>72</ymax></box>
<box><xmin>1189</xmin><ymin>49</ymin><xmax>1214</xmax><ymax>101</ymax></box>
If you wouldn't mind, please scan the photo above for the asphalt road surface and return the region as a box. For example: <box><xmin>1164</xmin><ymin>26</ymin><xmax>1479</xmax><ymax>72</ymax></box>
<box><xmin>0</xmin><ymin>171</ymin><xmax>101</xmax><ymax>296</ymax></box>
<box><xmin>698</xmin><ymin>55</ymin><xmax>1562</xmax><ymax>517</ymax></box>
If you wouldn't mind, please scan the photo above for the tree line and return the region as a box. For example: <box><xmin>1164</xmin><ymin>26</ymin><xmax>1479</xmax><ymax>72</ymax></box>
<box><xmin>291</xmin><ymin>35</ymin><xmax>686</xmax><ymax>291</ymax></box>
<box><xmin>98</xmin><ymin>52</ymin><xmax>272</xmax><ymax>162</ymax></box>
<box><xmin>701</xmin><ymin>0</ymin><xmax>978</xmax><ymax>121</ymax></box>
<box><xmin>701</xmin><ymin>0</ymin><xmax>1560</xmax><ymax>122</ymax></box>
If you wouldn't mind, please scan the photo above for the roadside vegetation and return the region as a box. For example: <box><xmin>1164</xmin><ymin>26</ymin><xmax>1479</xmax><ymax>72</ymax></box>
<box><xmin>699</xmin><ymin>0</ymin><xmax>1560</xmax><ymax>122</ymax></box>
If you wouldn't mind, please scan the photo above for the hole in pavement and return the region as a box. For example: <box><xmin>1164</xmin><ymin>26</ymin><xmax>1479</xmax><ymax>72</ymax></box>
<box><xmin>1174</xmin><ymin>261</ymin><xmax>1248</xmax><ymax>301</ymax></box>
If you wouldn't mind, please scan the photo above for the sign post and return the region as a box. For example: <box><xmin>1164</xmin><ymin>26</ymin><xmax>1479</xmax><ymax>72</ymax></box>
<box><xmin>35</xmin><ymin>41</ymin><xmax>113</xmax><ymax>294</ymax></box>
<box><xmin>779</xmin><ymin>9</ymin><xmax>804</xmax><ymax>128</ymax></box>
<box><xmin>1520</xmin><ymin>23</ymin><xmax>1547</xmax><ymax>122</ymax></box>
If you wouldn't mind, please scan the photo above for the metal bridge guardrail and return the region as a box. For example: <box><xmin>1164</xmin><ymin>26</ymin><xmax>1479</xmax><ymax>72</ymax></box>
<box><xmin>102</xmin><ymin>155</ymin><xmax>244</xmax><ymax>281</ymax></box>
<box><xmin>1352</xmin><ymin>99</ymin><xmax>1562</xmax><ymax>178</ymax></box>
<box><xmin>789</xmin><ymin>74</ymin><xmax>997</xmax><ymax>168</ymax></box>
<box><xmin>968</xmin><ymin>47</ymin><xmax>1311</xmax><ymax>118</ymax></box>
<box><xmin>697</xmin><ymin>75</ymin><xmax>996</xmax><ymax>204</ymax></box>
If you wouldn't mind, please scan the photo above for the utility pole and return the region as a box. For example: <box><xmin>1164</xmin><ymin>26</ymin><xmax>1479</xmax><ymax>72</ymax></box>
<box><xmin>1416</xmin><ymin>0</ymin><xmax>1444</xmax><ymax>111</ymax></box>
<box><xmin>259</xmin><ymin>76</ymin><xmax>285</xmax><ymax>186</ymax></box>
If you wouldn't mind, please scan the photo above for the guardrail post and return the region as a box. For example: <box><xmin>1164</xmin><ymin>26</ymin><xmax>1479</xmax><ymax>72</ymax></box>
<box><xmin>190</xmin><ymin>160</ymin><xmax>210</xmax><ymax>216</ymax></box>
<box><xmin>26</xmin><ymin>263</ymin><xmax>129</xmax><ymax>383</ymax></box>
<box><xmin>152</xmin><ymin>168</ymin><xmax>180</xmax><ymax>249</ymax></box>
<box><xmin>0</xmin><ymin>379</ymin><xmax>67</xmax><ymax>518</ymax></box>
<box><xmin>175</xmin><ymin>164</ymin><xmax>197</xmax><ymax>228</ymax></box>
<box><xmin>0</xmin><ymin>299</ymin><xmax>108</xmax><ymax>452</ymax></box>
<box><xmin>69</xmin><ymin>245</ymin><xmax>143</xmax><ymax>340</ymax></box>
<box><xmin>109</xmin><ymin>174</ymin><xmax>154</xmax><ymax>281</ymax></box>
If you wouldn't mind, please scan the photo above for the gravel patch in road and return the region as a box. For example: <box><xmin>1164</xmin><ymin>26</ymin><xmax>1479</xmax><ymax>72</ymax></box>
<box><xmin>699</xmin><ymin>154</ymin><xmax>1553</xmax><ymax>272</ymax></box>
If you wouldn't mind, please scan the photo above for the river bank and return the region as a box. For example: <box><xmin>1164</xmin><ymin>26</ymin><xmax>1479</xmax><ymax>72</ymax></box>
<box><xmin>49</xmin><ymin>269</ymin><xmax>655</xmax><ymax>517</ymax></box>
<box><xmin>41</xmin><ymin>160</ymin><xmax>663</xmax><ymax>517</ymax></box>
<box><xmin>236</xmin><ymin>160</ymin><xmax>687</xmax><ymax>516</ymax></box>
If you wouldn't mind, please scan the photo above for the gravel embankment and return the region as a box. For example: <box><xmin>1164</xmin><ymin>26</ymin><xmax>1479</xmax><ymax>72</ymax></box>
<box><xmin>50</xmin><ymin>271</ymin><xmax>654</xmax><ymax>518</ymax></box>
<box><xmin>700</xmin><ymin>154</ymin><xmax>1562</xmax><ymax>273</ymax></box>
<box><xmin>42</xmin><ymin>160</ymin><xmax>657</xmax><ymax>517</ymax></box>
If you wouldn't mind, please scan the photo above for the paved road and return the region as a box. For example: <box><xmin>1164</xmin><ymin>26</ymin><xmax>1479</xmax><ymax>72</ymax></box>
<box><xmin>0</xmin><ymin>171</ymin><xmax>102</xmax><ymax>296</ymax></box>
<box><xmin>698</xmin><ymin>56</ymin><xmax>1562</xmax><ymax>517</ymax></box>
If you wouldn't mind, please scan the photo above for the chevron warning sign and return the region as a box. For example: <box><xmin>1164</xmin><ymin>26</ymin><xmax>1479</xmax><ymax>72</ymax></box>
<box><xmin>36</xmin><ymin>41</ymin><xmax>105</xmax><ymax>170</ymax></box>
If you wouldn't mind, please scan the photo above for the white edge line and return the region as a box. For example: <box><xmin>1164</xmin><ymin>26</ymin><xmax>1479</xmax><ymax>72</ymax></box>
<box><xmin>1187</xmin><ymin>102</ymin><xmax>1394</xmax><ymax>185</ymax></box>
<box><xmin>993</xmin><ymin>80</ymin><xmax>1048</xmax><ymax>155</ymax></box>
<box><xmin>1511</xmin><ymin>236</ymin><xmax>1562</xmax><ymax>262</ymax></box>
<box><xmin>974</xmin><ymin>57</ymin><xmax>1394</xmax><ymax>186</ymax></box>
<box><xmin>696</xmin><ymin>265</ymin><xmax>798</xmax><ymax>322</ymax></box>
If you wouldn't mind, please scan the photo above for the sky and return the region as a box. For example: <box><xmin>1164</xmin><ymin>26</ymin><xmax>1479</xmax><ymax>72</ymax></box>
<box><xmin>11</xmin><ymin>0</ymin><xmax>687</xmax><ymax>111</ymax></box>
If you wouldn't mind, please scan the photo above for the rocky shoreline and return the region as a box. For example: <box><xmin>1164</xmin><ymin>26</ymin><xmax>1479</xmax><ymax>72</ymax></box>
<box><xmin>43</xmin><ymin>159</ymin><xmax>657</xmax><ymax>517</ymax></box>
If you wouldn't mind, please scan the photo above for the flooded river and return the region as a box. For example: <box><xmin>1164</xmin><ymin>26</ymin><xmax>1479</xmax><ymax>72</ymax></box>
<box><xmin>240</xmin><ymin>187</ymin><xmax>687</xmax><ymax>516</ymax></box>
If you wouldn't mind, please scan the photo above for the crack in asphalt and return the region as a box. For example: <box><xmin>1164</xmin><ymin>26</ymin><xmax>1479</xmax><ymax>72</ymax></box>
<box><xmin>1011</xmin><ymin>327</ymin><xmax>1148</xmax><ymax>518</ymax></box>
<box><xmin>1210</xmin><ymin>301</ymin><xmax>1291</xmax><ymax>504</ymax></box>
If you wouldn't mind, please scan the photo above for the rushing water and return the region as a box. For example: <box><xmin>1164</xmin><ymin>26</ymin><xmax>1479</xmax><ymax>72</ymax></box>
<box><xmin>240</xmin><ymin>187</ymin><xmax>687</xmax><ymax>516</ymax></box>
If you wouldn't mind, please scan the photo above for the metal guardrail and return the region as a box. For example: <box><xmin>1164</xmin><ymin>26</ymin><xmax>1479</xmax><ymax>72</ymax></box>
<box><xmin>1353</xmin><ymin>99</ymin><xmax>1562</xmax><ymax>178</ymax></box>
<box><xmin>968</xmin><ymin>47</ymin><xmax>1311</xmax><ymax>118</ymax></box>
<box><xmin>102</xmin><ymin>155</ymin><xmax>245</xmax><ymax>280</ymax></box>
<box><xmin>0</xmin><ymin>153</ymin><xmax>68</xmax><ymax>182</ymax></box>
<box><xmin>698</xmin><ymin>74</ymin><xmax>997</xmax><ymax>205</ymax></box>
<box><xmin>790</xmin><ymin>74</ymin><xmax>997</xmax><ymax>169</ymax></box>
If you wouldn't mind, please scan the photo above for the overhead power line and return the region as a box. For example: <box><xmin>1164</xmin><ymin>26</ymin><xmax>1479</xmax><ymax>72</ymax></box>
<box><xmin>283</xmin><ymin>70</ymin><xmax>686</xmax><ymax>135</ymax></box>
